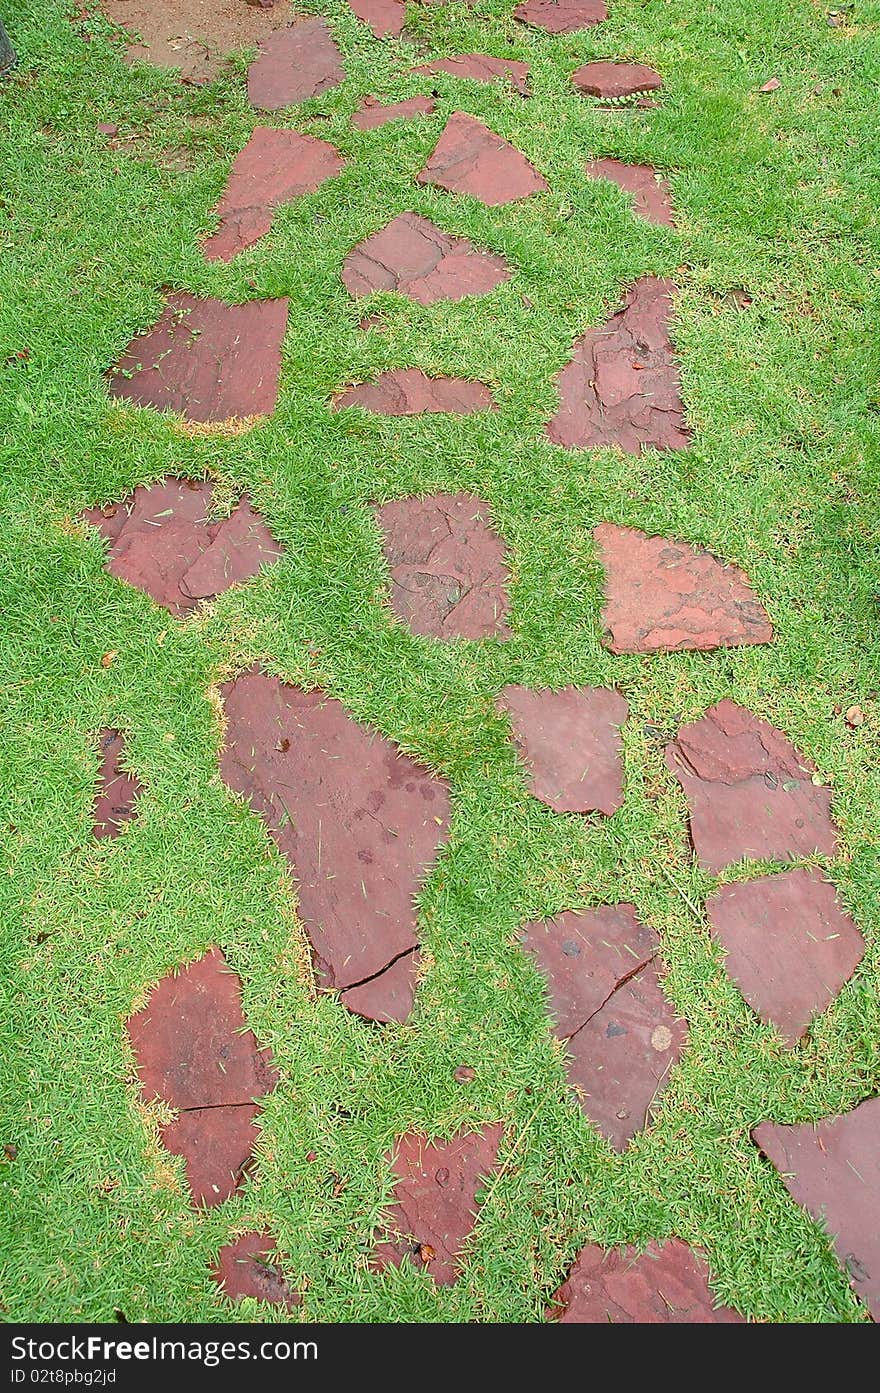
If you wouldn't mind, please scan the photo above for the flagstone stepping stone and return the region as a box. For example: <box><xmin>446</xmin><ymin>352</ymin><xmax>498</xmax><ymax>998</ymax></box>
<box><xmin>373</xmin><ymin>1124</ymin><xmax>504</xmax><ymax>1285</ymax></box>
<box><xmin>497</xmin><ymin>685</ymin><xmax>627</xmax><ymax>815</ymax></box>
<box><xmin>549</xmin><ymin>1239</ymin><xmax>743</xmax><ymax>1322</ymax></box>
<box><xmin>212</xmin><ymin>1232</ymin><xmax>301</xmax><ymax>1309</ymax></box>
<box><xmin>706</xmin><ymin>868</ymin><xmax>864</xmax><ymax>1046</ymax></box>
<box><xmin>127</xmin><ymin>948</ymin><xmax>277</xmax><ymax>1206</ymax></box>
<box><xmin>573</xmin><ymin>60</ymin><xmax>663</xmax><ymax>100</ymax></box>
<box><xmin>247</xmin><ymin>20</ymin><xmax>344</xmax><ymax>111</ymax></box>
<box><xmin>587</xmin><ymin>157</ymin><xmax>674</xmax><ymax>227</ymax></box>
<box><xmin>546</xmin><ymin>277</ymin><xmax>689</xmax><ymax>453</ymax></box>
<box><xmin>333</xmin><ymin>368</ymin><xmax>495</xmax><ymax>415</ymax></box>
<box><xmin>414</xmin><ymin>55</ymin><xmax>531</xmax><ymax>98</ymax></box>
<box><xmin>514</xmin><ymin>0</ymin><xmax>607</xmax><ymax>33</ymax></box>
<box><xmin>522</xmin><ymin>905</ymin><xmax>686</xmax><ymax>1149</ymax></box>
<box><xmin>593</xmin><ymin>523</ymin><xmax>773</xmax><ymax>654</ymax></box>
<box><xmin>342</xmin><ymin>213</ymin><xmax>511</xmax><ymax>305</ymax></box>
<box><xmin>82</xmin><ymin>477</ymin><xmax>284</xmax><ymax>617</ymax></box>
<box><xmin>752</xmin><ymin>1097</ymin><xmax>880</xmax><ymax>1320</ymax></box>
<box><xmin>340</xmin><ymin>951</ymin><xmax>422</xmax><ymax>1026</ymax></box>
<box><xmin>417</xmin><ymin>112</ymin><xmax>548</xmax><ymax>206</ymax></box>
<box><xmin>107</xmin><ymin>293</ymin><xmax>288</xmax><ymax>424</ymax></box>
<box><xmin>219</xmin><ymin>670</ymin><xmax>451</xmax><ymax>1020</ymax></box>
<box><xmin>93</xmin><ymin>729</ymin><xmax>142</xmax><ymax>839</ymax></box>
<box><xmin>354</xmin><ymin>95</ymin><xmax>436</xmax><ymax>130</ymax></box>
<box><xmin>375</xmin><ymin>492</ymin><xmax>511</xmax><ymax>639</ymax></box>
<box><xmin>348</xmin><ymin>0</ymin><xmax>407</xmax><ymax>36</ymax></box>
<box><xmin>665</xmin><ymin>700</ymin><xmax>838</xmax><ymax>872</ymax></box>
<box><xmin>202</xmin><ymin>127</ymin><xmax>345</xmax><ymax>262</ymax></box>
<box><xmin>100</xmin><ymin>0</ymin><xmax>287</xmax><ymax>85</ymax></box>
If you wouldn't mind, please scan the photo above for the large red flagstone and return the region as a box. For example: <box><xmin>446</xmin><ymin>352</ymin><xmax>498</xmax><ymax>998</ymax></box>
<box><xmin>202</xmin><ymin>127</ymin><xmax>345</xmax><ymax>262</ymax></box>
<box><xmin>82</xmin><ymin>477</ymin><xmax>284</xmax><ymax>617</ymax></box>
<box><xmin>342</xmin><ymin>213</ymin><xmax>510</xmax><ymax>305</ymax></box>
<box><xmin>219</xmin><ymin>670</ymin><xmax>451</xmax><ymax>1020</ymax></box>
<box><xmin>549</xmin><ymin>1240</ymin><xmax>743</xmax><ymax>1322</ymax></box>
<box><xmin>587</xmin><ymin>157</ymin><xmax>674</xmax><ymax>227</ymax></box>
<box><xmin>375</xmin><ymin>492</ymin><xmax>511</xmax><ymax>639</ymax></box>
<box><xmin>247</xmin><ymin>20</ymin><xmax>344</xmax><ymax>111</ymax></box>
<box><xmin>106</xmin><ymin>293</ymin><xmax>288</xmax><ymax>424</ymax></box>
<box><xmin>514</xmin><ymin>0</ymin><xmax>607</xmax><ymax>33</ymax></box>
<box><xmin>573</xmin><ymin>60</ymin><xmax>663</xmax><ymax>100</ymax></box>
<box><xmin>212</xmin><ymin>1232</ymin><xmax>301</xmax><ymax>1309</ymax></box>
<box><xmin>414</xmin><ymin>54</ymin><xmax>531</xmax><ymax>98</ymax></box>
<box><xmin>373</xmin><ymin>1124</ymin><xmax>504</xmax><ymax>1285</ymax></box>
<box><xmin>546</xmin><ymin>277</ymin><xmax>689</xmax><ymax>453</ymax></box>
<box><xmin>353</xmin><ymin>95</ymin><xmax>436</xmax><ymax>130</ymax></box>
<box><xmin>498</xmin><ymin>685</ymin><xmax>627</xmax><ymax>815</ymax></box>
<box><xmin>593</xmin><ymin>523</ymin><xmax>772</xmax><ymax>654</ymax></box>
<box><xmin>93</xmin><ymin>729</ymin><xmax>142</xmax><ymax>839</ymax></box>
<box><xmin>706</xmin><ymin>868</ymin><xmax>864</xmax><ymax>1045</ymax></box>
<box><xmin>333</xmin><ymin>368</ymin><xmax>495</xmax><ymax>415</ymax></box>
<box><xmin>752</xmin><ymin>1096</ymin><xmax>880</xmax><ymax>1320</ymax></box>
<box><xmin>417</xmin><ymin>112</ymin><xmax>548</xmax><ymax>206</ymax></box>
<box><xmin>665</xmin><ymin>700</ymin><xmax>838</xmax><ymax>872</ymax></box>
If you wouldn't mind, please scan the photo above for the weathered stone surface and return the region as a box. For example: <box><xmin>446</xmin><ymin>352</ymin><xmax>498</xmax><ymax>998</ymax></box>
<box><xmin>550</xmin><ymin>1239</ymin><xmax>743</xmax><ymax>1322</ymax></box>
<box><xmin>593</xmin><ymin>523</ymin><xmax>772</xmax><ymax>654</ymax></box>
<box><xmin>333</xmin><ymin>368</ymin><xmax>495</xmax><ymax>415</ymax></box>
<box><xmin>375</xmin><ymin>492</ymin><xmax>511</xmax><ymax>639</ymax></box>
<box><xmin>546</xmin><ymin>277</ymin><xmax>689</xmax><ymax>453</ymax></box>
<box><xmin>100</xmin><ymin>0</ymin><xmax>287</xmax><ymax>85</ymax></box>
<box><xmin>93</xmin><ymin>729</ymin><xmax>142</xmax><ymax>839</ymax></box>
<box><xmin>587</xmin><ymin>156</ymin><xmax>674</xmax><ymax>227</ymax></box>
<box><xmin>82</xmin><ymin>477</ymin><xmax>284</xmax><ymax>616</ymax></box>
<box><xmin>753</xmin><ymin>1097</ymin><xmax>880</xmax><ymax>1320</ymax></box>
<box><xmin>161</xmin><ymin>1105</ymin><xmax>262</xmax><ymax>1207</ymax></box>
<box><xmin>219</xmin><ymin>671</ymin><xmax>451</xmax><ymax>1018</ymax></box>
<box><xmin>665</xmin><ymin>701</ymin><xmax>838</xmax><ymax>872</ymax></box>
<box><xmin>498</xmin><ymin>685</ymin><xmax>627</xmax><ymax>815</ymax></box>
<box><xmin>342</xmin><ymin>213</ymin><xmax>510</xmax><ymax>305</ymax></box>
<box><xmin>373</xmin><ymin>1124</ymin><xmax>504</xmax><ymax>1285</ymax></box>
<box><xmin>203</xmin><ymin>127</ymin><xmax>345</xmax><ymax>262</ymax></box>
<box><xmin>347</xmin><ymin>0</ymin><xmax>405</xmax><ymax>36</ymax></box>
<box><xmin>212</xmin><ymin>1232</ymin><xmax>301</xmax><ymax>1308</ymax></box>
<box><xmin>417</xmin><ymin>112</ymin><xmax>548</xmax><ymax>206</ymax></box>
<box><xmin>414</xmin><ymin>54</ymin><xmax>531</xmax><ymax>98</ymax></box>
<box><xmin>514</xmin><ymin>0</ymin><xmax>607</xmax><ymax>33</ymax></box>
<box><xmin>247</xmin><ymin>20</ymin><xmax>344</xmax><ymax>111</ymax></box>
<box><xmin>573</xmin><ymin>60</ymin><xmax>663</xmax><ymax>100</ymax></box>
<box><xmin>353</xmin><ymin>95</ymin><xmax>436</xmax><ymax>130</ymax></box>
<box><xmin>107</xmin><ymin>293</ymin><xmax>288</xmax><ymax>424</ymax></box>
<box><xmin>340</xmin><ymin>951</ymin><xmax>421</xmax><ymax>1025</ymax></box>
<box><xmin>706</xmin><ymin>869</ymin><xmax>864</xmax><ymax>1045</ymax></box>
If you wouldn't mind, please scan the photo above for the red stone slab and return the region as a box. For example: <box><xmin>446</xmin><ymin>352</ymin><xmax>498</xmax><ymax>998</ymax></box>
<box><xmin>546</xmin><ymin>277</ymin><xmax>689</xmax><ymax>453</ymax></box>
<box><xmin>93</xmin><ymin>729</ymin><xmax>142</xmax><ymax>839</ymax></box>
<box><xmin>373</xmin><ymin>1124</ymin><xmax>504</xmax><ymax>1285</ymax></box>
<box><xmin>333</xmin><ymin>368</ymin><xmax>495</xmax><ymax>415</ymax></box>
<box><xmin>348</xmin><ymin>0</ymin><xmax>406</xmax><ymax>36</ymax></box>
<box><xmin>665</xmin><ymin>700</ymin><xmax>838</xmax><ymax>872</ymax></box>
<box><xmin>565</xmin><ymin>962</ymin><xmax>687</xmax><ymax>1150</ymax></box>
<box><xmin>107</xmin><ymin>293</ymin><xmax>288</xmax><ymax>424</ymax></box>
<box><xmin>752</xmin><ymin>1097</ymin><xmax>880</xmax><ymax>1320</ymax></box>
<box><xmin>354</xmin><ymin>95</ymin><xmax>436</xmax><ymax>130</ymax></box>
<box><xmin>587</xmin><ymin>157</ymin><xmax>674</xmax><ymax>227</ymax></box>
<box><xmin>219</xmin><ymin>671</ymin><xmax>451</xmax><ymax>1013</ymax></box>
<box><xmin>342</xmin><ymin>213</ymin><xmax>510</xmax><ymax>305</ymax></box>
<box><xmin>340</xmin><ymin>950</ymin><xmax>420</xmax><ymax>1025</ymax></box>
<box><xmin>375</xmin><ymin>492</ymin><xmax>511</xmax><ymax>639</ymax></box>
<box><xmin>573</xmin><ymin>61</ymin><xmax>663</xmax><ymax>100</ymax></box>
<box><xmin>549</xmin><ymin>1239</ymin><xmax>743</xmax><ymax>1322</ymax></box>
<box><xmin>212</xmin><ymin>1232</ymin><xmax>301</xmax><ymax>1309</ymax></box>
<box><xmin>706</xmin><ymin>868</ymin><xmax>864</xmax><ymax>1046</ymax></box>
<box><xmin>417</xmin><ymin>112</ymin><xmax>548</xmax><ymax>206</ymax></box>
<box><xmin>161</xmin><ymin>1104</ymin><xmax>262</xmax><ymax>1207</ymax></box>
<box><xmin>498</xmin><ymin>685</ymin><xmax>627</xmax><ymax>814</ymax></box>
<box><xmin>202</xmin><ymin>127</ymin><xmax>345</xmax><ymax>262</ymax></box>
<box><xmin>414</xmin><ymin>55</ymin><xmax>531</xmax><ymax>98</ymax></box>
<box><xmin>82</xmin><ymin>477</ymin><xmax>284</xmax><ymax>617</ymax></box>
<box><xmin>593</xmin><ymin>523</ymin><xmax>772</xmax><ymax>654</ymax></box>
<box><xmin>521</xmin><ymin>905</ymin><xmax>657</xmax><ymax>1040</ymax></box>
<box><xmin>514</xmin><ymin>0</ymin><xmax>607</xmax><ymax>33</ymax></box>
<box><xmin>247</xmin><ymin>20</ymin><xmax>345</xmax><ymax>111</ymax></box>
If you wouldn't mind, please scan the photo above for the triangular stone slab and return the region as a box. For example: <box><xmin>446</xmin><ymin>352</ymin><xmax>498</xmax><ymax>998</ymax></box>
<box><xmin>414</xmin><ymin>54</ymin><xmax>531</xmax><ymax>97</ymax></box>
<box><xmin>498</xmin><ymin>685</ymin><xmax>627</xmax><ymax>815</ymax></box>
<box><xmin>549</xmin><ymin>1239</ymin><xmax>743</xmax><ymax>1322</ymax></box>
<box><xmin>342</xmin><ymin>212</ymin><xmax>510</xmax><ymax>305</ymax></box>
<box><xmin>417</xmin><ymin>112</ymin><xmax>548</xmax><ymax>206</ymax></box>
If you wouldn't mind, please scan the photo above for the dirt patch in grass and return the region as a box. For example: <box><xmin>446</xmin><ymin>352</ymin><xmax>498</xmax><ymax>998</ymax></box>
<box><xmin>100</xmin><ymin>0</ymin><xmax>291</xmax><ymax>83</ymax></box>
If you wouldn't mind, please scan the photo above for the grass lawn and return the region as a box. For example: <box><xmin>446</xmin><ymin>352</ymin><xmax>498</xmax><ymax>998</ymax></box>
<box><xmin>1</xmin><ymin>0</ymin><xmax>879</xmax><ymax>1324</ymax></box>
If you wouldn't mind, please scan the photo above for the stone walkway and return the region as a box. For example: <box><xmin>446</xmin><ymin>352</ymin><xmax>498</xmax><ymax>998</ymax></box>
<box><xmin>75</xmin><ymin>4</ymin><xmax>876</xmax><ymax>1322</ymax></box>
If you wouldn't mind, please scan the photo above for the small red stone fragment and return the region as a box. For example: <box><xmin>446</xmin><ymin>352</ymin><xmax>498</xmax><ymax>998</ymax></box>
<box><xmin>572</xmin><ymin>61</ymin><xmax>663</xmax><ymax>100</ymax></box>
<box><xmin>333</xmin><ymin>368</ymin><xmax>495</xmax><ymax>416</ymax></box>
<box><xmin>340</xmin><ymin>951</ymin><xmax>421</xmax><ymax>1025</ymax></box>
<box><xmin>514</xmin><ymin>0</ymin><xmax>607</xmax><ymax>33</ymax></box>
<box><xmin>247</xmin><ymin>20</ymin><xmax>345</xmax><ymax>111</ymax></box>
<box><xmin>93</xmin><ymin>729</ymin><xmax>142</xmax><ymax>839</ymax></box>
<box><xmin>587</xmin><ymin>157</ymin><xmax>674</xmax><ymax>227</ymax></box>
<box><xmin>549</xmin><ymin>1239</ymin><xmax>743</xmax><ymax>1322</ymax></box>
<box><xmin>342</xmin><ymin>212</ymin><xmax>510</xmax><ymax>305</ymax></box>
<box><xmin>212</xmin><ymin>1232</ymin><xmax>301</xmax><ymax>1309</ymax></box>
<box><xmin>353</xmin><ymin>95</ymin><xmax>436</xmax><ymax>130</ymax></box>
<box><xmin>417</xmin><ymin>112</ymin><xmax>547</xmax><ymax>206</ymax></box>
<box><xmin>347</xmin><ymin>0</ymin><xmax>406</xmax><ymax>36</ymax></box>
<box><xmin>414</xmin><ymin>54</ymin><xmax>531</xmax><ymax>98</ymax></box>
<box><xmin>498</xmin><ymin>685</ymin><xmax>627</xmax><ymax>815</ymax></box>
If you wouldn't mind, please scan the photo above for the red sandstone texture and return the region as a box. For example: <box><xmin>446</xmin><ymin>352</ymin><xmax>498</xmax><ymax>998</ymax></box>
<box><xmin>549</xmin><ymin>1239</ymin><xmax>743</xmax><ymax>1322</ymax></box>
<box><xmin>417</xmin><ymin>112</ymin><xmax>548</xmax><ymax>206</ymax></box>
<box><xmin>342</xmin><ymin>212</ymin><xmax>510</xmax><ymax>305</ymax></box>
<box><xmin>498</xmin><ymin>685</ymin><xmax>627</xmax><ymax>814</ymax></box>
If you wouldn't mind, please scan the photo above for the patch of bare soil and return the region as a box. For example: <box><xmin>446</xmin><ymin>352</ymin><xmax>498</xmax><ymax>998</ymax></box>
<box><xmin>100</xmin><ymin>0</ymin><xmax>292</xmax><ymax>83</ymax></box>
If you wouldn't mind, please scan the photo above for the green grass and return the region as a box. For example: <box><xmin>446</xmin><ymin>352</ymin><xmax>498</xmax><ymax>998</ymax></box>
<box><xmin>1</xmin><ymin>0</ymin><xmax>879</xmax><ymax>1323</ymax></box>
